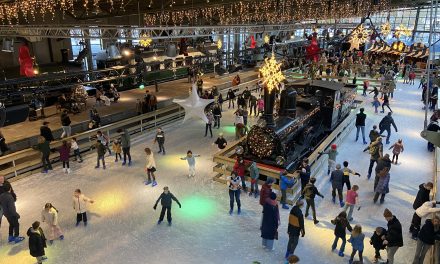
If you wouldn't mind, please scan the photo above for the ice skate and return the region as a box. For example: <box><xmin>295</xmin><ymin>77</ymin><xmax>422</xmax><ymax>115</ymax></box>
<box><xmin>152</xmin><ymin>181</ymin><xmax>157</xmax><ymax>187</ymax></box>
<box><xmin>67</xmin><ymin>168</ymin><xmax>71</xmax><ymax>174</ymax></box>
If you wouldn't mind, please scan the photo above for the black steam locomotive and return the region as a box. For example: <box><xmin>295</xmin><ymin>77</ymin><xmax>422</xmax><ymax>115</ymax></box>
<box><xmin>243</xmin><ymin>80</ymin><xmax>357</xmax><ymax>170</ymax></box>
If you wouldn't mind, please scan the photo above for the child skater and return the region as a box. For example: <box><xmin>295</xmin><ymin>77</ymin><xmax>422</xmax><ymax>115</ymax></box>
<box><xmin>41</xmin><ymin>203</ymin><xmax>64</xmax><ymax>244</ymax></box>
<box><xmin>372</xmin><ymin>97</ymin><xmax>381</xmax><ymax>114</ymax></box>
<box><xmin>112</xmin><ymin>138</ymin><xmax>122</xmax><ymax>162</ymax></box>
<box><xmin>95</xmin><ymin>140</ymin><xmax>106</xmax><ymax>169</ymax></box>
<box><xmin>72</xmin><ymin>189</ymin><xmax>94</xmax><ymax>227</ymax></box>
<box><xmin>348</xmin><ymin>224</ymin><xmax>365</xmax><ymax>264</ymax></box>
<box><xmin>370</xmin><ymin>227</ymin><xmax>387</xmax><ymax>263</ymax></box>
<box><xmin>344</xmin><ymin>185</ymin><xmax>360</xmax><ymax>222</ymax></box>
<box><xmin>389</xmin><ymin>139</ymin><xmax>404</xmax><ymax>164</ymax></box>
<box><xmin>180</xmin><ymin>150</ymin><xmax>200</xmax><ymax>178</ymax></box>
<box><xmin>27</xmin><ymin>221</ymin><xmax>48</xmax><ymax>264</ymax></box>
<box><xmin>153</xmin><ymin>186</ymin><xmax>181</xmax><ymax>226</ymax></box>
<box><xmin>144</xmin><ymin>147</ymin><xmax>157</xmax><ymax>186</ymax></box>
<box><xmin>58</xmin><ymin>140</ymin><xmax>71</xmax><ymax>174</ymax></box>
<box><xmin>331</xmin><ymin>211</ymin><xmax>353</xmax><ymax>257</ymax></box>
<box><xmin>71</xmin><ymin>137</ymin><xmax>82</xmax><ymax>163</ymax></box>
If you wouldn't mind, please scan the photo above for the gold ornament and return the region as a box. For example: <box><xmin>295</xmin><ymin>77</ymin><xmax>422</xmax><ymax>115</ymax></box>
<box><xmin>264</xmin><ymin>35</ymin><xmax>270</xmax><ymax>44</ymax></box>
<box><xmin>259</xmin><ymin>52</ymin><xmax>285</xmax><ymax>92</ymax></box>
<box><xmin>139</xmin><ymin>33</ymin><xmax>152</xmax><ymax>47</ymax></box>
<box><xmin>349</xmin><ymin>24</ymin><xmax>370</xmax><ymax>50</ymax></box>
<box><xmin>217</xmin><ymin>39</ymin><xmax>222</xmax><ymax>49</ymax></box>
<box><xmin>395</xmin><ymin>24</ymin><xmax>412</xmax><ymax>38</ymax></box>
<box><xmin>380</xmin><ymin>22</ymin><xmax>391</xmax><ymax>37</ymax></box>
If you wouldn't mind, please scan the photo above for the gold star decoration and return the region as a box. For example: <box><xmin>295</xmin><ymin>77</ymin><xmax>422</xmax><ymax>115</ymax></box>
<box><xmin>264</xmin><ymin>34</ymin><xmax>270</xmax><ymax>44</ymax></box>
<box><xmin>139</xmin><ymin>33</ymin><xmax>152</xmax><ymax>47</ymax></box>
<box><xmin>394</xmin><ymin>24</ymin><xmax>412</xmax><ymax>38</ymax></box>
<box><xmin>380</xmin><ymin>22</ymin><xmax>391</xmax><ymax>37</ymax></box>
<box><xmin>349</xmin><ymin>24</ymin><xmax>370</xmax><ymax>50</ymax></box>
<box><xmin>259</xmin><ymin>52</ymin><xmax>285</xmax><ymax>92</ymax></box>
<box><xmin>217</xmin><ymin>39</ymin><xmax>222</xmax><ymax>49</ymax></box>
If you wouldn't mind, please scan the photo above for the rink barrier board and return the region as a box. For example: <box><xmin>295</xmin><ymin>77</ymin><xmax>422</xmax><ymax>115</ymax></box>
<box><xmin>0</xmin><ymin>76</ymin><xmax>261</xmax><ymax>181</ymax></box>
<box><xmin>212</xmin><ymin>100</ymin><xmax>362</xmax><ymax>205</ymax></box>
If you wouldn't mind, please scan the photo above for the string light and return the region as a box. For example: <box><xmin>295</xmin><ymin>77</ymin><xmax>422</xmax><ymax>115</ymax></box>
<box><xmin>217</xmin><ymin>39</ymin><xmax>222</xmax><ymax>49</ymax></box>
<box><xmin>259</xmin><ymin>52</ymin><xmax>285</xmax><ymax>92</ymax></box>
<box><xmin>394</xmin><ymin>24</ymin><xmax>412</xmax><ymax>38</ymax></box>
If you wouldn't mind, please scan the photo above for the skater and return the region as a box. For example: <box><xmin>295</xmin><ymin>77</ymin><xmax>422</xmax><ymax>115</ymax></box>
<box><xmin>319</xmin><ymin>144</ymin><xmax>338</xmax><ymax>175</ymax></box>
<box><xmin>298</xmin><ymin>159</ymin><xmax>311</xmax><ymax>197</ymax></box>
<box><xmin>60</xmin><ymin>110</ymin><xmax>72</xmax><ymax>138</ymax></box>
<box><xmin>248</xmin><ymin>161</ymin><xmax>260</xmax><ymax>198</ymax></box>
<box><xmin>427</xmin><ymin>119</ymin><xmax>440</xmax><ymax>152</ymax></box>
<box><xmin>73</xmin><ymin>189</ymin><xmax>94</xmax><ymax>226</ymax></box>
<box><xmin>373</xmin><ymin>171</ymin><xmax>390</xmax><ymax>204</ymax></box>
<box><xmin>342</xmin><ymin>161</ymin><xmax>361</xmax><ymax>190</ymax></box>
<box><xmin>330</xmin><ymin>164</ymin><xmax>345</xmax><ymax>207</ymax></box>
<box><xmin>228</xmin><ymin>171</ymin><xmax>242</xmax><ymax>215</ymax></box>
<box><xmin>58</xmin><ymin>140</ymin><xmax>71</xmax><ymax>174</ymax></box>
<box><xmin>213</xmin><ymin>133</ymin><xmax>227</xmax><ymax>150</ymax></box>
<box><xmin>389</xmin><ymin>139</ymin><xmax>404</xmax><ymax>164</ymax></box>
<box><xmin>369</xmin><ymin>86</ymin><xmax>379</xmax><ymax>98</ymax></box>
<box><xmin>226</xmin><ymin>88</ymin><xmax>236</xmax><ymax>109</ymax></box>
<box><xmin>204</xmin><ymin>110</ymin><xmax>214</xmax><ymax>137</ymax></box>
<box><xmin>118</xmin><ymin>129</ymin><xmax>132</xmax><ymax>166</ymax></box>
<box><xmin>381</xmin><ymin>94</ymin><xmax>392</xmax><ymax>113</ymax></box>
<box><xmin>355</xmin><ymin>108</ymin><xmax>368</xmax><ymax>144</ymax></box>
<box><xmin>71</xmin><ymin>137</ymin><xmax>82</xmax><ymax>163</ymax></box>
<box><xmin>383</xmin><ymin>209</ymin><xmax>403</xmax><ymax>264</ymax></box>
<box><xmin>344</xmin><ymin>185</ymin><xmax>360</xmax><ymax>222</ymax></box>
<box><xmin>260</xmin><ymin>178</ymin><xmax>274</xmax><ymax>206</ymax></box>
<box><xmin>233</xmin><ymin>156</ymin><xmax>248</xmax><ymax>192</ymax></box>
<box><xmin>212</xmin><ymin>103</ymin><xmax>222</xmax><ymax>129</ymax></box>
<box><xmin>302</xmin><ymin>177</ymin><xmax>324</xmax><ymax>224</ymax></box>
<box><xmin>34</xmin><ymin>136</ymin><xmax>52</xmax><ymax>173</ymax></box>
<box><xmin>144</xmin><ymin>148</ymin><xmax>157</xmax><ymax>186</ymax></box>
<box><xmin>331</xmin><ymin>211</ymin><xmax>352</xmax><ymax>257</ymax></box>
<box><xmin>374</xmin><ymin>154</ymin><xmax>392</xmax><ymax>191</ymax></box>
<box><xmin>366</xmin><ymin>137</ymin><xmax>383</xmax><ymax>179</ymax></box>
<box><xmin>379</xmin><ymin>112</ymin><xmax>398</xmax><ymax>144</ymax></box>
<box><xmin>112</xmin><ymin>138</ymin><xmax>122</xmax><ymax>162</ymax></box>
<box><xmin>154</xmin><ymin>127</ymin><xmax>165</xmax><ymax>155</ymax></box>
<box><xmin>94</xmin><ymin>140</ymin><xmax>106</xmax><ymax>169</ymax></box>
<box><xmin>40</xmin><ymin>121</ymin><xmax>54</xmax><ymax>142</ymax></box>
<box><xmin>257</xmin><ymin>95</ymin><xmax>264</xmax><ymax>116</ymax></box>
<box><xmin>370</xmin><ymin>227</ymin><xmax>387</xmax><ymax>263</ymax></box>
<box><xmin>412</xmin><ymin>216</ymin><xmax>440</xmax><ymax>264</ymax></box>
<box><xmin>249</xmin><ymin>94</ymin><xmax>257</xmax><ymax>116</ymax></box>
<box><xmin>41</xmin><ymin>203</ymin><xmax>63</xmax><ymax>244</ymax></box>
<box><xmin>0</xmin><ymin>184</ymin><xmax>24</xmax><ymax>243</ymax></box>
<box><xmin>372</xmin><ymin>96</ymin><xmax>381</xmax><ymax>114</ymax></box>
<box><xmin>348</xmin><ymin>225</ymin><xmax>365</xmax><ymax>264</ymax></box>
<box><xmin>286</xmin><ymin>200</ymin><xmax>305</xmax><ymax>259</ymax></box>
<box><xmin>410</xmin><ymin>182</ymin><xmax>434</xmax><ymax>239</ymax></box>
<box><xmin>96</xmin><ymin>131</ymin><xmax>111</xmax><ymax>155</ymax></box>
<box><xmin>261</xmin><ymin>192</ymin><xmax>279</xmax><ymax>251</ymax></box>
<box><xmin>369</xmin><ymin>125</ymin><xmax>381</xmax><ymax>143</ymax></box>
<box><xmin>180</xmin><ymin>150</ymin><xmax>200</xmax><ymax>178</ymax></box>
<box><xmin>153</xmin><ymin>186</ymin><xmax>181</xmax><ymax>226</ymax></box>
<box><xmin>412</xmin><ymin>201</ymin><xmax>440</xmax><ymax>240</ymax></box>
<box><xmin>27</xmin><ymin>221</ymin><xmax>47</xmax><ymax>264</ymax></box>
<box><xmin>280</xmin><ymin>170</ymin><xmax>296</xmax><ymax>210</ymax></box>
<box><xmin>362</xmin><ymin>80</ymin><xmax>369</xmax><ymax>96</ymax></box>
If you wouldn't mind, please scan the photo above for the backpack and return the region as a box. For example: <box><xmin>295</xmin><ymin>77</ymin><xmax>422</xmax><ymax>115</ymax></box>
<box><xmin>303</xmin><ymin>185</ymin><xmax>314</xmax><ymax>198</ymax></box>
<box><xmin>369</xmin><ymin>143</ymin><xmax>379</xmax><ymax>156</ymax></box>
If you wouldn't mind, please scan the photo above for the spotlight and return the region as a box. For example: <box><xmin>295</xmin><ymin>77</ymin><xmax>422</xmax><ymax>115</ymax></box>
<box><xmin>33</xmin><ymin>68</ymin><xmax>39</xmax><ymax>75</ymax></box>
<box><xmin>139</xmin><ymin>84</ymin><xmax>145</xmax><ymax>89</ymax></box>
<box><xmin>122</xmin><ymin>48</ymin><xmax>131</xmax><ymax>57</ymax></box>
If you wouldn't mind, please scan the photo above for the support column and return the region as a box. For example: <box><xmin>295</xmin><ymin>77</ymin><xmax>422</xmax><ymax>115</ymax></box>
<box><xmin>263</xmin><ymin>85</ymin><xmax>275</xmax><ymax>127</ymax></box>
<box><xmin>412</xmin><ymin>7</ymin><xmax>420</xmax><ymax>42</ymax></box>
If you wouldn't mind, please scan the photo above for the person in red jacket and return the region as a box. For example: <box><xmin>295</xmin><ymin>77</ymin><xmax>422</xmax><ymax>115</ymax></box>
<box><xmin>260</xmin><ymin>178</ymin><xmax>274</xmax><ymax>206</ymax></box>
<box><xmin>233</xmin><ymin>157</ymin><xmax>248</xmax><ymax>192</ymax></box>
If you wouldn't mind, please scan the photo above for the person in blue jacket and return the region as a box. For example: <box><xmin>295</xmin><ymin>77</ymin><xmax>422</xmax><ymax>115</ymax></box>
<box><xmin>280</xmin><ymin>170</ymin><xmax>296</xmax><ymax>210</ymax></box>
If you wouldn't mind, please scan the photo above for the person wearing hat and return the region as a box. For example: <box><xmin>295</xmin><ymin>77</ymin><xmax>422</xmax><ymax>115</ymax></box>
<box><xmin>213</xmin><ymin>133</ymin><xmax>227</xmax><ymax>150</ymax></box>
<box><xmin>260</xmin><ymin>178</ymin><xmax>274</xmax><ymax>206</ymax></box>
<box><xmin>355</xmin><ymin>108</ymin><xmax>368</xmax><ymax>144</ymax></box>
<box><xmin>153</xmin><ymin>186</ymin><xmax>181</xmax><ymax>226</ymax></box>
<box><xmin>319</xmin><ymin>144</ymin><xmax>338</xmax><ymax>175</ymax></box>
<box><xmin>39</xmin><ymin>121</ymin><xmax>54</xmax><ymax>142</ymax></box>
<box><xmin>383</xmin><ymin>209</ymin><xmax>403</xmax><ymax>264</ymax></box>
<box><xmin>261</xmin><ymin>192</ymin><xmax>279</xmax><ymax>251</ymax></box>
<box><xmin>330</xmin><ymin>164</ymin><xmax>345</xmax><ymax>208</ymax></box>
<box><xmin>286</xmin><ymin>200</ymin><xmax>305</xmax><ymax>259</ymax></box>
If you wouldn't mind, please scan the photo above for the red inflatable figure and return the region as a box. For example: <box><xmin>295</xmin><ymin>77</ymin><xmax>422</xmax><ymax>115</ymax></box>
<box><xmin>250</xmin><ymin>35</ymin><xmax>256</xmax><ymax>49</ymax></box>
<box><xmin>18</xmin><ymin>41</ymin><xmax>35</xmax><ymax>77</ymax></box>
<box><xmin>306</xmin><ymin>36</ymin><xmax>320</xmax><ymax>62</ymax></box>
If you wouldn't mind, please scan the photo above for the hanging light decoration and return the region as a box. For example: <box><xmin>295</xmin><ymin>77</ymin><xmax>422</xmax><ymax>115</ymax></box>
<box><xmin>349</xmin><ymin>24</ymin><xmax>370</xmax><ymax>50</ymax></box>
<box><xmin>139</xmin><ymin>33</ymin><xmax>152</xmax><ymax>47</ymax></box>
<box><xmin>259</xmin><ymin>52</ymin><xmax>285</xmax><ymax>92</ymax></box>
<box><xmin>264</xmin><ymin>34</ymin><xmax>270</xmax><ymax>44</ymax></box>
<box><xmin>380</xmin><ymin>21</ymin><xmax>391</xmax><ymax>37</ymax></box>
<box><xmin>394</xmin><ymin>24</ymin><xmax>412</xmax><ymax>38</ymax></box>
<box><xmin>217</xmin><ymin>39</ymin><xmax>222</xmax><ymax>49</ymax></box>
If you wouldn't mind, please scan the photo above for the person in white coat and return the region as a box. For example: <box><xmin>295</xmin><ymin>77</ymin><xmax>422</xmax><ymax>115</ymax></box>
<box><xmin>144</xmin><ymin>147</ymin><xmax>157</xmax><ymax>187</ymax></box>
<box><xmin>415</xmin><ymin>201</ymin><xmax>440</xmax><ymax>220</ymax></box>
<box><xmin>41</xmin><ymin>203</ymin><xmax>64</xmax><ymax>244</ymax></box>
<box><xmin>72</xmin><ymin>189</ymin><xmax>94</xmax><ymax>227</ymax></box>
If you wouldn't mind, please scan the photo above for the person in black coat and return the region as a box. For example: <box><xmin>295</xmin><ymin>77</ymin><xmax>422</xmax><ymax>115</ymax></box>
<box><xmin>286</xmin><ymin>200</ymin><xmax>305</xmax><ymax>258</ymax></box>
<box><xmin>410</xmin><ymin>182</ymin><xmax>433</xmax><ymax>239</ymax></box>
<box><xmin>370</xmin><ymin>227</ymin><xmax>387</xmax><ymax>262</ymax></box>
<box><xmin>331</xmin><ymin>211</ymin><xmax>353</xmax><ymax>257</ymax></box>
<box><xmin>0</xmin><ymin>130</ymin><xmax>9</xmax><ymax>155</ymax></box>
<box><xmin>355</xmin><ymin>108</ymin><xmax>367</xmax><ymax>144</ymax></box>
<box><xmin>383</xmin><ymin>209</ymin><xmax>403</xmax><ymax>264</ymax></box>
<box><xmin>298</xmin><ymin>159</ymin><xmax>311</xmax><ymax>199</ymax></box>
<box><xmin>153</xmin><ymin>186</ymin><xmax>181</xmax><ymax>226</ymax></box>
<box><xmin>302</xmin><ymin>178</ymin><xmax>324</xmax><ymax>224</ymax></box>
<box><xmin>413</xmin><ymin>217</ymin><xmax>440</xmax><ymax>264</ymax></box>
<box><xmin>0</xmin><ymin>184</ymin><xmax>24</xmax><ymax>243</ymax></box>
<box><xmin>261</xmin><ymin>192</ymin><xmax>279</xmax><ymax>251</ymax></box>
<box><xmin>39</xmin><ymin>122</ymin><xmax>54</xmax><ymax>142</ymax></box>
<box><xmin>427</xmin><ymin>119</ymin><xmax>440</xmax><ymax>152</ymax></box>
<box><xmin>27</xmin><ymin>221</ymin><xmax>47</xmax><ymax>264</ymax></box>
<box><xmin>379</xmin><ymin>112</ymin><xmax>398</xmax><ymax>144</ymax></box>
<box><xmin>60</xmin><ymin>110</ymin><xmax>72</xmax><ymax>138</ymax></box>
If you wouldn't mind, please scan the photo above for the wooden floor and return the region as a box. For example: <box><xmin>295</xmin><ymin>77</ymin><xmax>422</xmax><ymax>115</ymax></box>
<box><xmin>1</xmin><ymin>70</ymin><xmax>258</xmax><ymax>145</ymax></box>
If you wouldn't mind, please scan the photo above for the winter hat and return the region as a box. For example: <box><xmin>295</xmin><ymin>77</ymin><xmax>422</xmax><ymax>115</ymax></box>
<box><xmin>266</xmin><ymin>177</ymin><xmax>274</xmax><ymax>184</ymax></box>
<box><xmin>383</xmin><ymin>208</ymin><xmax>393</xmax><ymax>218</ymax></box>
<box><xmin>270</xmin><ymin>192</ymin><xmax>277</xmax><ymax>200</ymax></box>
<box><xmin>331</xmin><ymin>144</ymin><xmax>337</xmax><ymax>150</ymax></box>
